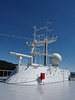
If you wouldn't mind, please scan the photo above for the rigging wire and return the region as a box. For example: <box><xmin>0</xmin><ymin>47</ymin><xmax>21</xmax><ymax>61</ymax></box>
<box><xmin>0</xmin><ymin>33</ymin><xmax>33</xmax><ymax>40</ymax></box>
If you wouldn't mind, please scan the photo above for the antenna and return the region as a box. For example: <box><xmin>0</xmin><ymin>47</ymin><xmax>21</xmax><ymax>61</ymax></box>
<box><xmin>33</xmin><ymin>26</ymin><xmax>37</xmax><ymax>41</ymax></box>
<box><xmin>46</xmin><ymin>20</ymin><xmax>53</xmax><ymax>39</ymax></box>
<box><xmin>33</xmin><ymin>26</ymin><xmax>46</xmax><ymax>41</ymax></box>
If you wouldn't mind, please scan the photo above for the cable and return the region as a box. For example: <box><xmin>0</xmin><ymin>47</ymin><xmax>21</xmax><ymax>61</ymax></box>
<box><xmin>0</xmin><ymin>33</ymin><xmax>33</xmax><ymax>40</ymax></box>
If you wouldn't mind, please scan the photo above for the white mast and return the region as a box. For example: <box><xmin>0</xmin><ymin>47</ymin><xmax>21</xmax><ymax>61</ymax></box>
<box><xmin>25</xmin><ymin>21</ymin><xmax>57</xmax><ymax>66</ymax></box>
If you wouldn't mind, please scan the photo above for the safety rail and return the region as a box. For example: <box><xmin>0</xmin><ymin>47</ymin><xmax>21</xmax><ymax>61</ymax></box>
<box><xmin>0</xmin><ymin>70</ymin><xmax>13</xmax><ymax>80</ymax></box>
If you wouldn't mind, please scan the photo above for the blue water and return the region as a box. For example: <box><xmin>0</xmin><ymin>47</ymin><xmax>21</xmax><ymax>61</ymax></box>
<box><xmin>0</xmin><ymin>81</ymin><xmax>75</xmax><ymax>100</ymax></box>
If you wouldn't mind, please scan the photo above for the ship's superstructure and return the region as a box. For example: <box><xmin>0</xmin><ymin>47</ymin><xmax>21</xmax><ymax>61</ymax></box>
<box><xmin>5</xmin><ymin>21</ymin><xmax>70</xmax><ymax>85</ymax></box>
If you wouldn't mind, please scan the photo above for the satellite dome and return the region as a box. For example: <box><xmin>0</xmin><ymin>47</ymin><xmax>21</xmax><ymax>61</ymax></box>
<box><xmin>50</xmin><ymin>53</ymin><xmax>62</xmax><ymax>66</ymax></box>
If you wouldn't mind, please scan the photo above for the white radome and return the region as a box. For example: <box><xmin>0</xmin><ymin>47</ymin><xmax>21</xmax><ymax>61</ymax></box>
<box><xmin>50</xmin><ymin>53</ymin><xmax>62</xmax><ymax>66</ymax></box>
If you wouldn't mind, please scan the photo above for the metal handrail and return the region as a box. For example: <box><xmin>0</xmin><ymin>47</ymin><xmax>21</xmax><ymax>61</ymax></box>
<box><xmin>0</xmin><ymin>70</ymin><xmax>13</xmax><ymax>79</ymax></box>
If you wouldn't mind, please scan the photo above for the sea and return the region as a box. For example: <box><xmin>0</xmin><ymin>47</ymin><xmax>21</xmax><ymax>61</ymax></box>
<box><xmin>0</xmin><ymin>81</ymin><xmax>75</xmax><ymax>100</ymax></box>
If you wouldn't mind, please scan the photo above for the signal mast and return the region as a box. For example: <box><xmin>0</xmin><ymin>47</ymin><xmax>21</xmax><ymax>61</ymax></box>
<box><xmin>25</xmin><ymin>20</ymin><xmax>57</xmax><ymax>66</ymax></box>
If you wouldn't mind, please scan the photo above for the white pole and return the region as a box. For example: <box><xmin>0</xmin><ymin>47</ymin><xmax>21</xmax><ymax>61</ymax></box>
<box><xmin>17</xmin><ymin>56</ymin><xmax>22</xmax><ymax>72</ymax></box>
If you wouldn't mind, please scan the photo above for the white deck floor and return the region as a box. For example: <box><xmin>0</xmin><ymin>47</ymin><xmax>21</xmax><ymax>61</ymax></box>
<box><xmin>0</xmin><ymin>81</ymin><xmax>75</xmax><ymax>100</ymax></box>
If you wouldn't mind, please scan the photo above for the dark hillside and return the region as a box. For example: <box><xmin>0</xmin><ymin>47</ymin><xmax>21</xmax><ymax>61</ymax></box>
<box><xmin>0</xmin><ymin>60</ymin><xmax>17</xmax><ymax>70</ymax></box>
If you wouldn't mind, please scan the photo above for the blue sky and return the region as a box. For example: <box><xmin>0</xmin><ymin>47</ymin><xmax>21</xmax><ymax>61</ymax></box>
<box><xmin>0</xmin><ymin>0</ymin><xmax>75</xmax><ymax>71</ymax></box>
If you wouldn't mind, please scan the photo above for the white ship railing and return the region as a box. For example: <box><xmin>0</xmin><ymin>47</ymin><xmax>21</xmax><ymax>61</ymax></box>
<box><xmin>0</xmin><ymin>70</ymin><xmax>13</xmax><ymax>80</ymax></box>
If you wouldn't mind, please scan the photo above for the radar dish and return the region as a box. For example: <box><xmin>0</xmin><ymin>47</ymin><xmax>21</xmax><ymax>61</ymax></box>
<box><xmin>50</xmin><ymin>53</ymin><xmax>62</xmax><ymax>66</ymax></box>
